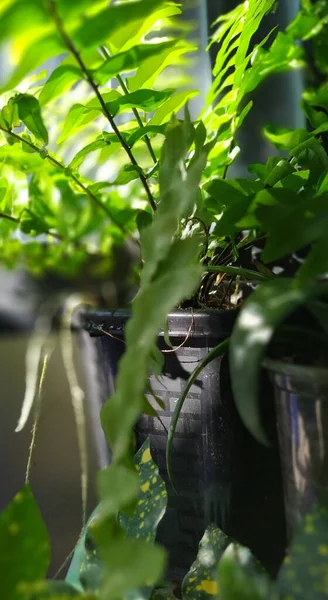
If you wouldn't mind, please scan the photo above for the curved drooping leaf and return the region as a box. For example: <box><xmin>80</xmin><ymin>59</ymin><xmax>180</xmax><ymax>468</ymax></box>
<box><xmin>278</xmin><ymin>491</ymin><xmax>328</xmax><ymax>600</ymax></box>
<box><xmin>15</xmin><ymin>94</ymin><xmax>48</xmax><ymax>144</ymax></box>
<box><xmin>166</xmin><ymin>339</ymin><xmax>229</xmax><ymax>491</ymax></box>
<box><xmin>217</xmin><ymin>543</ymin><xmax>272</xmax><ymax>600</ymax></box>
<box><xmin>229</xmin><ymin>279</ymin><xmax>312</xmax><ymax>444</ymax></box>
<box><xmin>182</xmin><ymin>525</ymin><xmax>231</xmax><ymax>600</ymax></box>
<box><xmin>0</xmin><ymin>485</ymin><xmax>50</xmax><ymax>600</ymax></box>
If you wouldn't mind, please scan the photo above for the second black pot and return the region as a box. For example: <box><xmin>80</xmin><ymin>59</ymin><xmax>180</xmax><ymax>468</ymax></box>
<box><xmin>87</xmin><ymin>308</ymin><xmax>286</xmax><ymax>579</ymax></box>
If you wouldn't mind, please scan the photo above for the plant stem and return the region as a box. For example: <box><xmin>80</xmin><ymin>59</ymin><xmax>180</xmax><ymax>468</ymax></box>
<box><xmin>100</xmin><ymin>45</ymin><xmax>158</xmax><ymax>166</ymax></box>
<box><xmin>0</xmin><ymin>125</ymin><xmax>126</xmax><ymax>233</ymax></box>
<box><xmin>47</xmin><ymin>0</ymin><xmax>157</xmax><ymax>212</ymax></box>
<box><xmin>0</xmin><ymin>208</ymin><xmax>63</xmax><ymax>242</ymax></box>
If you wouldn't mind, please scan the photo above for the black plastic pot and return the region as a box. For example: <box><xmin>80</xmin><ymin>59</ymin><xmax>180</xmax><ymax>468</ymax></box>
<box><xmin>87</xmin><ymin>309</ymin><xmax>286</xmax><ymax>579</ymax></box>
<box><xmin>264</xmin><ymin>359</ymin><xmax>328</xmax><ymax>542</ymax></box>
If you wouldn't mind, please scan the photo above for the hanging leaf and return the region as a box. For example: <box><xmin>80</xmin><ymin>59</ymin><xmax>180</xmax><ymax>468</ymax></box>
<box><xmin>182</xmin><ymin>525</ymin><xmax>231</xmax><ymax>600</ymax></box>
<box><xmin>39</xmin><ymin>64</ymin><xmax>83</xmax><ymax>106</ymax></box>
<box><xmin>218</xmin><ymin>543</ymin><xmax>272</xmax><ymax>600</ymax></box>
<box><xmin>14</xmin><ymin>94</ymin><xmax>48</xmax><ymax>144</ymax></box>
<box><xmin>0</xmin><ymin>485</ymin><xmax>50</xmax><ymax>600</ymax></box>
<box><xmin>229</xmin><ymin>279</ymin><xmax>308</xmax><ymax>445</ymax></box>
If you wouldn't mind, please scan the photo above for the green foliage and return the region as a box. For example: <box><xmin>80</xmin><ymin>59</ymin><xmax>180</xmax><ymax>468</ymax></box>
<box><xmin>65</xmin><ymin>440</ymin><xmax>167</xmax><ymax>599</ymax></box>
<box><xmin>0</xmin><ymin>485</ymin><xmax>50</xmax><ymax>600</ymax></box>
<box><xmin>182</xmin><ymin>525</ymin><xmax>231</xmax><ymax>600</ymax></box>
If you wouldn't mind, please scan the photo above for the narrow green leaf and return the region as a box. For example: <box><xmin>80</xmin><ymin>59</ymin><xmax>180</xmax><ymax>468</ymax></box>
<box><xmin>128</xmin><ymin>125</ymin><xmax>167</xmax><ymax>148</ymax></box>
<box><xmin>39</xmin><ymin>65</ymin><xmax>83</xmax><ymax>106</ymax></box>
<box><xmin>69</xmin><ymin>139</ymin><xmax>108</xmax><ymax>170</ymax></box>
<box><xmin>166</xmin><ymin>339</ymin><xmax>229</xmax><ymax>491</ymax></box>
<box><xmin>15</xmin><ymin>94</ymin><xmax>48</xmax><ymax>144</ymax></box>
<box><xmin>229</xmin><ymin>279</ymin><xmax>308</xmax><ymax>445</ymax></box>
<box><xmin>148</xmin><ymin>91</ymin><xmax>199</xmax><ymax>126</ymax></box>
<box><xmin>0</xmin><ymin>485</ymin><xmax>50</xmax><ymax>600</ymax></box>
<box><xmin>182</xmin><ymin>525</ymin><xmax>231</xmax><ymax>600</ymax></box>
<box><xmin>204</xmin><ymin>265</ymin><xmax>270</xmax><ymax>282</ymax></box>
<box><xmin>107</xmin><ymin>89</ymin><xmax>173</xmax><ymax>116</ymax></box>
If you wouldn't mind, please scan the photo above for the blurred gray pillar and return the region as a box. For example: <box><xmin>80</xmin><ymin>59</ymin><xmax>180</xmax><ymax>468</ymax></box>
<box><xmin>207</xmin><ymin>0</ymin><xmax>304</xmax><ymax>177</ymax></box>
<box><xmin>182</xmin><ymin>0</ymin><xmax>212</xmax><ymax>118</ymax></box>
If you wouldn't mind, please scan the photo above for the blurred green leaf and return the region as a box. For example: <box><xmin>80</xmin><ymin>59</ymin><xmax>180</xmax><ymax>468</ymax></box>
<box><xmin>278</xmin><ymin>491</ymin><xmax>328</xmax><ymax>600</ymax></box>
<box><xmin>39</xmin><ymin>65</ymin><xmax>83</xmax><ymax>106</ymax></box>
<box><xmin>18</xmin><ymin>579</ymin><xmax>93</xmax><ymax>599</ymax></box>
<box><xmin>73</xmin><ymin>0</ymin><xmax>169</xmax><ymax>50</ymax></box>
<box><xmin>1</xmin><ymin>34</ymin><xmax>64</xmax><ymax>93</ymax></box>
<box><xmin>94</xmin><ymin>41</ymin><xmax>177</xmax><ymax>85</ymax></box>
<box><xmin>100</xmin><ymin>537</ymin><xmax>166</xmax><ymax>600</ymax></box>
<box><xmin>218</xmin><ymin>543</ymin><xmax>272</xmax><ymax>600</ymax></box>
<box><xmin>15</xmin><ymin>94</ymin><xmax>48</xmax><ymax>144</ymax></box>
<box><xmin>0</xmin><ymin>485</ymin><xmax>50</xmax><ymax>600</ymax></box>
<box><xmin>182</xmin><ymin>525</ymin><xmax>230</xmax><ymax>600</ymax></box>
<box><xmin>19</xmin><ymin>209</ymin><xmax>48</xmax><ymax>236</ymax></box>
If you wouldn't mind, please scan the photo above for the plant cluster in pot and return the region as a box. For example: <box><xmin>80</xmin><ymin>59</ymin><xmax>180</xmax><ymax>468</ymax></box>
<box><xmin>229</xmin><ymin>0</ymin><xmax>328</xmax><ymax>549</ymax></box>
<box><xmin>0</xmin><ymin>0</ymin><xmax>327</xmax><ymax>589</ymax></box>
